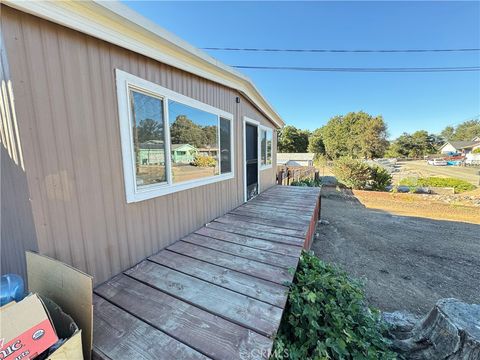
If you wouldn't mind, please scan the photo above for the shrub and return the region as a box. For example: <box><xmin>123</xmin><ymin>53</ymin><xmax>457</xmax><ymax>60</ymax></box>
<box><xmin>191</xmin><ymin>155</ymin><xmax>216</xmax><ymax>167</ymax></box>
<box><xmin>399</xmin><ymin>177</ymin><xmax>475</xmax><ymax>193</ymax></box>
<box><xmin>272</xmin><ymin>251</ymin><xmax>396</xmax><ymax>360</ymax></box>
<box><xmin>370</xmin><ymin>165</ymin><xmax>393</xmax><ymax>191</ymax></box>
<box><xmin>473</xmin><ymin>148</ymin><xmax>480</xmax><ymax>154</ymax></box>
<box><xmin>333</xmin><ymin>158</ymin><xmax>371</xmax><ymax>189</ymax></box>
<box><xmin>333</xmin><ymin>158</ymin><xmax>392</xmax><ymax>190</ymax></box>
<box><xmin>291</xmin><ymin>178</ymin><xmax>322</xmax><ymax>187</ymax></box>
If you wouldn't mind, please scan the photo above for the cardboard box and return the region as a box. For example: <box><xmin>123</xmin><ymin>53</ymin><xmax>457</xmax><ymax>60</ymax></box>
<box><xmin>26</xmin><ymin>252</ymin><xmax>92</xmax><ymax>360</ymax></box>
<box><xmin>0</xmin><ymin>294</ymin><xmax>58</xmax><ymax>359</ymax></box>
<box><xmin>0</xmin><ymin>252</ymin><xmax>92</xmax><ymax>360</ymax></box>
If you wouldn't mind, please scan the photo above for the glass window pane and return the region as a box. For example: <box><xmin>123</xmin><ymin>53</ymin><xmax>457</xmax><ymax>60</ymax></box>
<box><xmin>168</xmin><ymin>100</ymin><xmax>219</xmax><ymax>183</ymax></box>
<box><xmin>220</xmin><ymin>118</ymin><xmax>232</xmax><ymax>174</ymax></box>
<box><xmin>261</xmin><ymin>129</ymin><xmax>267</xmax><ymax>166</ymax></box>
<box><xmin>266</xmin><ymin>129</ymin><xmax>273</xmax><ymax>165</ymax></box>
<box><xmin>130</xmin><ymin>90</ymin><xmax>166</xmax><ymax>188</ymax></box>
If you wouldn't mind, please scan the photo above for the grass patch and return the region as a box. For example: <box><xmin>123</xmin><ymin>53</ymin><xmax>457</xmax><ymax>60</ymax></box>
<box><xmin>271</xmin><ymin>251</ymin><xmax>397</xmax><ymax>360</ymax></box>
<box><xmin>398</xmin><ymin>177</ymin><xmax>475</xmax><ymax>193</ymax></box>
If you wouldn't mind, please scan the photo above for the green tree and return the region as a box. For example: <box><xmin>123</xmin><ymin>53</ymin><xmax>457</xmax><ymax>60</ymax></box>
<box><xmin>440</xmin><ymin>120</ymin><xmax>480</xmax><ymax>141</ymax></box>
<box><xmin>440</xmin><ymin>126</ymin><xmax>455</xmax><ymax>141</ymax></box>
<box><xmin>387</xmin><ymin>131</ymin><xmax>437</xmax><ymax>158</ymax></box>
<box><xmin>137</xmin><ymin>118</ymin><xmax>163</xmax><ymax>143</ymax></box>
<box><xmin>451</xmin><ymin>120</ymin><xmax>480</xmax><ymax>141</ymax></box>
<box><xmin>202</xmin><ymin>125</ymin><xmax>217</xmax><ymax>147</ymax></box>
<box><xmin>321</xmin><ymin>112</ymin><xmax>388</xmax><ymax>159</ymax></box>
<box><xmin>278</xmin><ymin>125</ymin><xmax>309</xmax><ymax>152</ymax></box>
<box><xmin>170</xmin><ymin>115</ymin><xmax>206</xmax><ymax>148</ymax></box>
<box><xmin>307</xmin><ymin>128</ymin><xmax>325</xmax><ymax>157</ymax></box>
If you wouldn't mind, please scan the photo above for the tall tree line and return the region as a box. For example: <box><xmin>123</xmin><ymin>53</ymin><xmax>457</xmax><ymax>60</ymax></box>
<box><xmin>278</xmin><ymin>115</ymin><xmax>479</xmax><ymax>160</ymax></box>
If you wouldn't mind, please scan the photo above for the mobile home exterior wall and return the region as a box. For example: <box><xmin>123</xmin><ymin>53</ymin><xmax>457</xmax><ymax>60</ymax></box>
<box><xmin>0</xmin><ymin>5</ymin><xmax>278</xmax><ymax>284</ymax></box>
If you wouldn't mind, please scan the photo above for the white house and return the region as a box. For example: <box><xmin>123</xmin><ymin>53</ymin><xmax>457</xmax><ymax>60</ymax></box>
<box><xmin>439</xmin><ymin>140</ymin><xmax>480</xmax><ymax>155</ymax></box>
<box><xmin>277</xmin><ymin>153</ymin><xmax>315</xmax><ymax>167</ymax></box>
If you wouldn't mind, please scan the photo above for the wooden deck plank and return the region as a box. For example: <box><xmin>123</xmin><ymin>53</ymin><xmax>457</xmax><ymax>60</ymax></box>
<box><xmin>125</xmin><ymin>260</ymin><xmax>283</xmax><ymax>337</ymax></box>
<box><xmin>229</xmin><ymin>208</ymin><xmax>309</xmax><ymax>227</ymax></box>
<box><xmin>168</xmin><ymin>241</ymin><xmax>295</xmax><ymax>284</ymax></box>
<box><xmin>205</xmin><ymin>221</ymin><xmax>305</xmax><ymax>246</ymax></box>
<box><xmin>149</xmin><ymin>250</ymin><xmax>289</xmax><ymax>307</ymax></box>
<box><xmin>230</xmin><ymin>207</ymin><xmax>311</xmax><ymax>225</ymax></box>
<box><xmin>194</xmin><ymin>227</ymin><xmax>303</xmax><ymax>257</ymax></box>
<box><xmin>218</xmin><ymin>212</ymin><xmax>309</xmax><ymax>235</ymax></box>
<box><xmin>95</xmin><ymin>275</ymin><xmax>272</xmax><ymax>360</ymax></box>
<box><xmin>242</xmin><ymin>201</ymin><xmax>316</xmax><ymax>214</ymax></box>
<box><xmin>93</xmin><ymin>295</ymin><xmax>209</xmax><ymax>360</ymax></box>
<box><xmin>219</xmin><ymin>213</ymin><xmax>308</xmax><ymax>231</ymax></box>
<box><xmin>182</xmin><ymin>233</ymin><xmax>298</xmax><ymax>269</ymax></box>
<box><xmin>238</xmin><ymin>203</ymin><xmax>314</xmax><ymax>220</ymax></box>
<box><xmin>243</xmin><ymin>200</ymin><xmax>315</xmax><ymax>212</ymax></box>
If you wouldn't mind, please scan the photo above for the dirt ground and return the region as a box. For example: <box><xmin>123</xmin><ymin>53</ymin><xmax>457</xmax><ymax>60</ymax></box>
<box><xmin>353</xmin><ymin>189</ymin><xmax>480</xmax><ymax>224</ymax></box>
<box><xmin>392</xmin><ymin>160</ymin><xmax>480</xmax><ymax>186</ymax></box>
<box><xmin>312</xmin><ymin>186</ymin><xmax>480</xmax><ymax>315</ymax></box>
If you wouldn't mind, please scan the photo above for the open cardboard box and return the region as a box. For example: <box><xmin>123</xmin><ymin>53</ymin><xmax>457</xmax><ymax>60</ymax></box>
<box><xmin>0</xmin><ymin>252</ymin><xmax>93</xmax><ymax>359</ymax></box>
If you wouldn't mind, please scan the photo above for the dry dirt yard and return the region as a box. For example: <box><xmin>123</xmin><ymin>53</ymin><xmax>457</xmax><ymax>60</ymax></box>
<box><xmin>312</xmin><ymin>186</ymin><xmax>480</xmax><ymax>315</ymax></box>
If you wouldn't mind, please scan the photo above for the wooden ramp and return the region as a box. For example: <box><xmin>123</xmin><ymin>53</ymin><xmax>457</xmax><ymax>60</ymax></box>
<box><xmin>93</xmin><ymin>185</ymin><xmax>321</xmax><ymax>360</ymax></box>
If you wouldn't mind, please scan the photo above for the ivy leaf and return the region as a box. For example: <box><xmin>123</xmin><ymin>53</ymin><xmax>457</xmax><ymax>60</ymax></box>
<box><xmin>306</xmin><ymin>292</ymin><xmax>317</xmax><ymax>303</ymax></box>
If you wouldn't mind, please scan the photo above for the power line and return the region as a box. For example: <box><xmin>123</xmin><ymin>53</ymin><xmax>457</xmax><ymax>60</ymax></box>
<box><xmin>203</xmin><ymin>47</ymin><xmax>480</xmax><ymax>53</ymax></box>
<box><xmin>232</xmin><ymin>65</ymin><xmax>480</xmax><ymax>72</ymax></box>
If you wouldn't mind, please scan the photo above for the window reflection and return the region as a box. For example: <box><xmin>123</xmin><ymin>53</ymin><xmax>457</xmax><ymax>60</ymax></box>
<box><xmin>168</xmin><ymin>100</ymin><xmax>219</xmax><ymax>183</ymax></box>
<box><xmin>266</xmin><ymin>129</ymin><xmax>273</xmax><ymax>165</ymax></box>
<box><xmin>130</xmin><ymin>90</ymin><xmax>166</xmax><ymax>187</ymax></box>
<box><xmin>261</xmin><ymin>129</ymin><xmax>267</xmax><ymax>166</ymax></box>
<box><xmin>220</xmin><ymin>118</ymin><xmax>232</xmax><ymax>174</ymax></box>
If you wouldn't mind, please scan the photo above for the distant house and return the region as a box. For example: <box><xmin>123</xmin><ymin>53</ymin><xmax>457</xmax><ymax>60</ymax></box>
<box><xmin>277</xmin><ymin>153</ymin><xmax>315</xmax><ymax>167</ymax></box>
<box><xmin>198</xmin><ymin>147</ymin><xmax>218</xmax><ymax>157</ymax></box>
<box><xmin>171</xmin><ymin>144</ymin><xmax>197</xmax><ymax>164</ymax></box>
<box><xmin>139</xmin><ymin>140</ymin><xmax>166</xmax><ymax>165</ymax></box>
<box><xmin>440</xmin><ymin>139</ymin><xmax>480</xmax><ymax>155</ymax></box>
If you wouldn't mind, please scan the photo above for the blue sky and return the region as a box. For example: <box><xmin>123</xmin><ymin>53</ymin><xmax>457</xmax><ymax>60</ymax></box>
<box><xmin>124</xmin><ymin>1</ymin><xmax>480</xmax><ymax>139</ymax></box>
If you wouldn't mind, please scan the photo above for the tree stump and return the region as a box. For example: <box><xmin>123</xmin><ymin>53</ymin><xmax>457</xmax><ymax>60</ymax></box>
<box><xmin>383</xmin><ymin>298</ymin><xmax>480</xmax><ymax>360</ymax></box>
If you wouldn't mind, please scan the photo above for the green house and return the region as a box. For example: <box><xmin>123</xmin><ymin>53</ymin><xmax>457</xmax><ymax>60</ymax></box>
<box><xmin>171</xmin><ymin>144</ymin><xmax>198</xmax><ymax>164</ymax></box>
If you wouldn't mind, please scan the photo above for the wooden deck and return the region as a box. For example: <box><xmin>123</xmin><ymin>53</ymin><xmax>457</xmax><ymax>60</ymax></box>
<box><xmin>93</xmin><ymin>185</ymin><xmax>321</xmax><ymax>360</ymax></box>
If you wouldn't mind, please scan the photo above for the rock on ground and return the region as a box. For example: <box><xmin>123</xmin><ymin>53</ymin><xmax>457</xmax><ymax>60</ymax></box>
<box><xmin>383</xmin><ymin>298</ymin><xmax>480</xmax><ymax>360</ymax></box>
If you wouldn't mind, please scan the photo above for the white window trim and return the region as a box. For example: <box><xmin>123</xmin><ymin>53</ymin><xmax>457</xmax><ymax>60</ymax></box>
<box><xmin>259</xmin><ymin>125</ymin><xmax>273</xmax><ymax>170</ymax></box>
<box><xmin>116</xmin><ymin>69</ymin><xmax>234</xmax><ymax>203</ymax></box>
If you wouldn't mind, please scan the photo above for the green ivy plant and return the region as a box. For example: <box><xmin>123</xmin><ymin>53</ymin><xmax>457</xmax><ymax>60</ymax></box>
<box><xmin>291</xmin><ymin>178</ymin><xmax>322</xmax><ymax>187</ymax></box>
<box><xmin>271</xmin><ymin>251</ymin><xmax>397</xmax><ymax>360</ymax></box>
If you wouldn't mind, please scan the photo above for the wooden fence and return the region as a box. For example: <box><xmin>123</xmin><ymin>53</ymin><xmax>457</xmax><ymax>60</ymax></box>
<box><xmin>276</xmin><ymin>165</ymin><xmax>319</xmax><ymax>185</ymax></box>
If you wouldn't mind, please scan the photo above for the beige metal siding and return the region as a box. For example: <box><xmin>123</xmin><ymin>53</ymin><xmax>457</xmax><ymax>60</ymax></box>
<box><xmin>0</xmin><ymin>20</ymin><xmax>39</xmax><ymax>277</ymax></box>
<box><xmin>1</xmin><ymin>6</ymin><xmax>278</xmax><ymax>284</ymax></box>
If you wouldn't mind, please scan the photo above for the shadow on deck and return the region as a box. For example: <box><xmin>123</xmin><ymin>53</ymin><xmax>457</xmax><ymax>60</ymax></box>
<box><xmin>92</xmin><ymin>185</ymin><xmax>321</xmax><ymax>360</ymax></box>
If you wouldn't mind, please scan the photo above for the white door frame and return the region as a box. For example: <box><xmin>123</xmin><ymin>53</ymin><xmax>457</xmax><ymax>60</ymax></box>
<box><xmin>243</xmin><ymin>116</ymin><xmax>260</xmax><ymax>202</ymax></box>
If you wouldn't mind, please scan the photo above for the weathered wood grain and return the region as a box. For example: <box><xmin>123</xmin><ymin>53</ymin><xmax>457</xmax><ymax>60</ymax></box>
<box><xmin>149</xmin><ymin>250</ymin><xmax>289</xmax><ymax>307</ymax></box>
<box><xmin>168</xmin><ymin>241</ymin><xmax>295</xmax><ymax>284</ymax></box>
<box><xmin>206</xmin><ymin>221</ymin><xmax>305</xmax><ymax>246</ymax></box>
<box><xmin>194</xmin><ymin>227</ymin><xmax>303</xmax><ymax>257</ymax></box>
<box><xmin>219</xmin><ymin>213</ymin><xmax>307</xmax><ymax>231</ymax></box>
<box><xmin>215</xmin><ymin>215</ymin><xmax>307</xmax><ymax>237</ymax></box>
<box><xmin>95</xmin><ymin>275</ymin><xmax>272</xmax><ymax>359</ymax></box>
<box><xmin>229</xmin><ymin>208</ymin><xmax>310</xmax><ymax>227</ymax></box>
<box><xmin>92</xmin><ymin>295</ymin><xmax>208</xmax><ymax>360</ymax></box>
<box><xmin>125</xmin><ymin>260</ymin><xmax>283</xmax><ymax>337</ymax></box>
<box><xmin>182</xmin><ymin>233</ymin><xmax>298</xmax><ymax>269</ymax></box>
<box><xmin>239</xmin><ymin>203</ymin><xmax>314</xmax><ymax>219</ymax></box>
